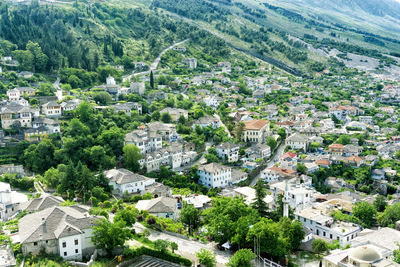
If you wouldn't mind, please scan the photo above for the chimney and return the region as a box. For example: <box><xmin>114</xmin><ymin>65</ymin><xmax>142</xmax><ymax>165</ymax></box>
<box><xmin>42</xmin><ymin>218</ymin><xmax>47</xmax><ymax>233</ymax></box>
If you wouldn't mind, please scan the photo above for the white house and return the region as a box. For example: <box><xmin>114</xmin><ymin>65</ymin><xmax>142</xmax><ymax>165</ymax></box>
<box><xmin>19</xmin><ymin>206</ymin><xmax>97</xmax><ymax>261</ymax></box>
<box><xmin>216</xmin><ymin>142</ymin><xmax>240</xmax><ymax>163</ymax></box>
<box><xmin>124</xmin><ymin>129</ymin><xmax>163</xmax><ymax>154</ymax></box>
<box><xmin>135</xmin><ymin>197</ymin><xmax>179</xmax><ymax>219</ymax></box>
<box><xmin>0</xmin><ymin>182</ymin><xmax>28</xmax><ymax>221</ymax></box>
<box><xmin>197</xmin><ymin>163</ymin><xmax>232</xmax><ymax>188</ymax></box>
<box><xmin>104</xmin><ymin>168</ymin><xmax>155</xmax><ymax>195</ymax></box>
<box><xmin>42</xmin><ymin>101</ymin><xmax>62</xmax><ymax>117</ymax></box>
<box><xmin>285</xmin><ymin>133</ymin><xmax>309</xmax><ymax>151</ymax></box>
<box><xmin>295</xmin><ymin>199</ymin><xmax>361</xmax><ymax>245</ymax></box>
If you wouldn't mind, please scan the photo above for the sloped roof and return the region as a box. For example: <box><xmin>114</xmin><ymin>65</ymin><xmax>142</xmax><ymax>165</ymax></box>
<box><xmin>243</xmin><ymin>119</ymin><xmax>269</xmax><ymax>130</ymax></box>
<box><xmin>18</xmin><ymin>205</ymin><xmax>96</xmax><ymax>244</ymax></box>
<box><xmin>136</xmin><ymin>197</ymin><xmax>177</xmax><ymax>214</ymax></box>
<box><xmin>104</xmin><ymin>168</ymin><xmax>149</xmax><ymax>185</ymax></box>
<box><xmin>20</xmin><ymin>193</ymin><xmax>64</xmax><ymax>212</ymax></box>
<box><xmin>198</xmin><ymin>163</ymin><xmax>231</xmax><ymax>173</ymax></box>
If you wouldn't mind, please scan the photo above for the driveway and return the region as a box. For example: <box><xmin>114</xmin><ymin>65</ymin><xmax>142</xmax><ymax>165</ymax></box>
<box><xmin>133</xmin><ymin>223</ymin><xmax>231</xmax><ymax>267</ymax></box>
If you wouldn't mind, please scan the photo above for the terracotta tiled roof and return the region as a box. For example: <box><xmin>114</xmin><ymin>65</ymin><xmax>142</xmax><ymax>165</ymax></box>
<box><xmin>243</xmin><ymin>119</ymin><xmax>269</xmax><ymax>130</ymax></box>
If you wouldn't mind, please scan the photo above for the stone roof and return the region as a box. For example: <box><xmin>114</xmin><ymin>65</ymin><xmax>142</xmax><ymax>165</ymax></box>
<box><xmin>136</xmin><ymin>197</ymin><xmax>177</xmax><ymax>214</ymax></box>
<box><xmin>20</xmin><ymin>193</ymin><xmax>64</xmax><ymax>212</ymax></box>
<box><xmin>104</xmin><ymin>168</ymin><xmax>149</xmax><ymax>185</ymax></box>
<box><xmin>18</xmin><ymin>205</ymin><xmax>96</xmax><ymax>244</ymax></box>
<box><xmin>286</xmin><ymin>133</ymin><xmax>309</xmax><ymax>142</ymax></box>
<box><xmin>33</xmin><ymin>117</ymin><xmax>60</xmax><ymax>125</ymax></box>
<box><xmin>198</xmin><ymin>163</ymin><xmax>231</xmax><ymax>173</ymax></box>
<box><xmin>216</xmin><ymin>142</ymin><xmax>240</xmax><ymax>150</ymax></box>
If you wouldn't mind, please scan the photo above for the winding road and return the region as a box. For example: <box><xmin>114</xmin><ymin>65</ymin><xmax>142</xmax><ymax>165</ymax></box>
<box><xmin>123</xmin><ymin>39</ymin><xmax>189</xmax><ymax>82</ymax></box>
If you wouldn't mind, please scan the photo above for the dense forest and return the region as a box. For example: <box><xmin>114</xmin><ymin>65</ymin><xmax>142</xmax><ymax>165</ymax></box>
<box><xmin>0</xmin><ymin>1</ymin><xmax>193</xmax><ymax>72</ymax></box>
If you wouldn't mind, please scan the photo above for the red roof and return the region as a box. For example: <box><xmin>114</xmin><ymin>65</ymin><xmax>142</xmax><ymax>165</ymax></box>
<box><xmin>281</xmin><ymin>152</ymin><xmax>297</xmax><ymax>159</ymax></box>
<box><xmin>329</xmin><ymin>143</ymin><xmax>344</xmax><ymax>149</ymax></box>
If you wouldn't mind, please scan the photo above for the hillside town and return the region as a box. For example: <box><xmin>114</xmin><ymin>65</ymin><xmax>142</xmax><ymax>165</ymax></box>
<box><xmin>1</xmin><ymin>1</ymin><xmax>400</xmax><ymax>267</ymax></box>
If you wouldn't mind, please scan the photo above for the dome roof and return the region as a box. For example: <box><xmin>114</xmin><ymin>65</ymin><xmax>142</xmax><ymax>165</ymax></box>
<box><xmin>349</xmin><ymin>246</ymin><xmax>381</xmax><ymax>263</ymax></box>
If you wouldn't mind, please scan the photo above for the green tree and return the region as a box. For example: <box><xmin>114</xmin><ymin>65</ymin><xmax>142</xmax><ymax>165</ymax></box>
<box><xmin>266</xmin><ymin>137</ymin><xmax>277</xmax><ymax>150</ymax></box>
<box><xmin>26</xmin><ymin>41</ymin><xmax>48</xmax><ymax>72</ymax></box>
<box><xmin>353</xmin><ymin>201</ymin><xmax>377</xmax><ymax>228</ymax></box>
<box><xmin>297</xmin><ymin>163</ymin><xmax>307</xmax><ymax>174</ymax></box>
<box><xmin>12</xmin><ymin>50</ymin><xmax>34</xmax><ymax>71</ymax></box>
<box><xmin>227</xmin><ymin>249</ymin><xmax>255</xmax><ymax>267</ymax></box>
<box><xmin>154</xmin><ymin>239</ymin><xmax>170</xmax><ymax>253</ymax></box>
<box><xmin>312</xmin><ymin>239</ymin><xmax>329</xmax><ymax>255</ymax></box>
<box><xmin>170</xmin><ymin>242</ymin><xmax>178</xmax><ymax>253</ymax></box>
<box><xmin>277</xmin><ymin>128</ymin><xmax>286</xmax><ymax>140</ymax></box>
<box><xmin>91</xmin><ymin>218</ymin><xmax>132</xmax><ymax>256</ymax></box>
<box><xmin>180</xmin><ymin>204</ymin><xmax>201</xmax><ymax>234</ymax></box>
<box><xmin>152</xmin><ymin>111</ymin><xmax>161</xmax><ymax>121</ymax></box>
<box><xmin>196</xmin><ymin>249</ymin><xmax>216</xmax><ymax>267</ymax></box>
<box><xmin>252</xmin><ymin>180</ymin><xmax>268</xmax><ymax>216</ymax></box>
<box><xmin>246</xmin><ymin>218</ymin><xmax>287</xmax><ymax>260</ymax></box>
<box><xmin>394</xmin><ymin>244</ymin><xmax>400</xmax><ymax>264</ymax></box>
<box><xmin>123</xmin><ymin>144</ymin><xmax>142</xmax><ymax>172</ymax></box>
<box><xmin>378</xmin><ymin>202</ymin><xmax>400</xmax><ymax>227</ymax></box>
<box><xmin>93</xmin><ymin>91</ymin><xmax>112</xmax><ymax>105</ymax></box>
<box><xmin>113</xmin><ymin>207</ymin><xmax>137</xmax><ymax>227</ymax></box>
<box><xmin>42</xmin><ymin>167</ymin><xmax>62</xmax><ymax>188</ymax></box>
<box><xmin>202</xmin><ymin>197</ymin><xmax>259</xmax><ymax>244</ymax></box>
<box><xmin>161</xmin><ymin>112</ymin><xmax>172</xmax><ymax>123</ymax></box>
<box><xmin>150</xmin><ymin>71</ymin><xmax>155</xmax><ymax>89</ymax></box>
<box><xmin>373</xmin><ymin>195</ymin><xmax>387</xmax><ymax>212</ymax></box>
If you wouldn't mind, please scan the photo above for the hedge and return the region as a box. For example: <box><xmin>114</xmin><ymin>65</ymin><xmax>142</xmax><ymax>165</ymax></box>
<box><xmin>123</xmin><ymin>246</ymin><xmax>192</xmax><ymax>266</ymax></box>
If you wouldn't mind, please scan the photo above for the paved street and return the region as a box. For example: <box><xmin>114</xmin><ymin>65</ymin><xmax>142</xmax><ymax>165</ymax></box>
<box><xmin>132</xmin><ymin>223</ymin><xmax>231</xmax><ymax>267</ymax></box>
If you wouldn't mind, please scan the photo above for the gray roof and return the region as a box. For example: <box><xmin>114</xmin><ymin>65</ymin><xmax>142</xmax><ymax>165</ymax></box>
<box><xmin>216</xmin><ymin>142</ymin><xmax>240</xmax><ymax>150</ymax></box>
<box><xmin>33</xmin><ymin>117</ymin><xmax>60</xmax><ymax>126</ymax></box>
<box><xmin>287</xmin><ymin>133</ymin><xmax>309</xmax><ymax>142</ymax></box>
<box><xmin>20</xmin><ymin>193</ymin><xmax>64</xmax><ymax>212</ymax></box>
<box><xmin>137</xmin><ymin>197</ymin><xmax>177</xmax><ymax>213</ymax></box>
<box><xmin>19</xmin><ymin>205</ymin><xmax>96</xmax><ymax>244</ymax></box>
<box><xmin>104</xmin><ymin>168</ymin><xmax>149</xmax><ymax>185</ymax></box>
<box><xmin>198</xmin><ymin>163</ymin><xmax>231</xmax><ymax>173</ymax></box>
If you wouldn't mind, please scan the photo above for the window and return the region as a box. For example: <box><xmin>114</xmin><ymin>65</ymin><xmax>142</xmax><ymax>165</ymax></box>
<box><xmin>34</xmin><ymin>242</ymin><xmax>38</xmax><ymax>246</ymax></box>
<box><xmin>64</xmin><ymin>252</ymin><xmax>67</xmax><ymax>256</ymax></box>
<box><xmin>62</xmin><ymin>242</ymin><xmax>66</xmax><ymax>248</ymax></box>
<box><xmin>75</xmin><ymin>249</ymin><xmax>78</xmax><ymax>254</ymax></box>
<box><xmin>74</xmin><ymin>239</ymin><xmax>78</xmax><ymax>245</ymax></box>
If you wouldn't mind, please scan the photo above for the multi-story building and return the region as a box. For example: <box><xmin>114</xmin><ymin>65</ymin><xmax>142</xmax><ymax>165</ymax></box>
<box><xmin>124</xmin><ymin>129</ymin><xmax>163</xmax><ymax>154</ymax></box>
<box><xmin>32</xmin><ymin>117</ymin><xmax>61</xmax><ymax>134</ymax></box>
<box><xmin>197</xmin><ymin>163</ymin><xmax>232</xmax><ymax>188</ymax></box>
<box><xmin>241</xmin><ymin>119</ymin><xmax>270</xmax><ymax>143</ymax></box>
<box><xmin>285</xmin><ymin>133</ymin><xmax>310</xmax><ymax>151</ymax></box>
<box><xmin>0</xmin><ymin>103</ymin><xmax>39</xmax><ymax>129</ymax></box>
<box><xmin>19</xmin><ymin>206</ymin><xmax>97</xmax><ymax>261</ymax></box>
<box><xmin>0</xmin><ymin>182</ymin><xmax>28</xmax><ymax>221</ymax></box>
<box><xmin>216</xmin><ymin>142</ymin><xmax>240</xmax><ymax>163</ymax></box>
<box><xmin>130</xmin><ymin>82</ymin><xmax>145</xmax><ymax>95</ymax></box>
<box><xmin>295</xmin><ymin>199</ymin><xmax>361</xmax><ymax>245</ymax></box>
<box><xmin>42</xmin><ymin>101</ymin><xmax>62</xmax><ymax>117</ymax></box>
<box><xmin>24</xmin><ymin>126</ymin><xmax>50</xmax><ymax>142</ymax></box>
<box><xmin>104</xmin><ymin>168</ymin><xmax>155</xmax><ymax>195</ymax></box>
